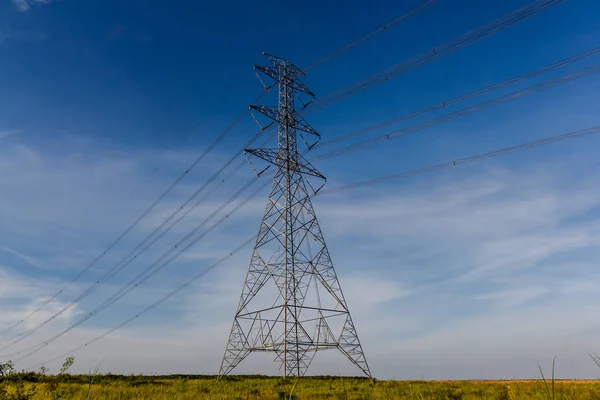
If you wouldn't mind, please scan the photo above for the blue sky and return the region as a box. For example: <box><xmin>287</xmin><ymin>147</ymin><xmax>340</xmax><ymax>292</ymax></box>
<box><xmin>1</xmin><ymin>0</ymin><xmax>600</xmax><ymax>379</ymax></box>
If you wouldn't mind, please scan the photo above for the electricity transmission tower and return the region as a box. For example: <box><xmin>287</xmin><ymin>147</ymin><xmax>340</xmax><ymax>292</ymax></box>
<box><xmin>218</xmin><ymin>53</ymin><xmax>371</xmax><ymax>379</ymax></box>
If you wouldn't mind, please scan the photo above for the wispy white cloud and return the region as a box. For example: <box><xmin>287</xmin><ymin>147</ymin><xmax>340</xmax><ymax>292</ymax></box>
<box><xmin>12</xmin><ymin>0</ymin><xmax>56</xmax><ymax>12</ymax></box>
<box><xmin>0</xmin><ymin>267</ymin><xmax>79</xmax><ymax>335</ymax></box>
<box><xmin>0</xmin><ymin>268</ymin><xmax>47</xmax><ymax>301</ymax></box>
<box><xmin>475</xmin><ymin>286</ymin><xmax>550</xmax><ymax>308</ymax></box>
<box><xmin>1</xmin><ymin>134</ymin><xmax>600</xmax><ymax>379</ymax></box>
<box><xmin>0</xmin><ymin>136</ymin><xmax>263</xmax><ymax>368</ymax></box>
<box><xmin>0</xmin><ymin>130</ymin><xmax>20</xmax><ymax>138</ymax></box>
<box><xmin>0</xmin><ymin>247</ymin><xmax>42</xmax><ymax>268</ymax></box>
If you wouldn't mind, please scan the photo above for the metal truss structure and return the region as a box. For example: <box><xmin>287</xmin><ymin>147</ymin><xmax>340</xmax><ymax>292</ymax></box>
<box><xmin>218</xmin><ymin>53</ymin><xmax>371</xmax><ymax>379</ymax></box>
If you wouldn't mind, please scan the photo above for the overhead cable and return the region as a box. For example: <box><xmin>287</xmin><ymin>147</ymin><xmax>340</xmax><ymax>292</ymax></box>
<box><xmin>1</xmin><ymin>176</ymin><xmax>269</xmax><ymax>361</ymax></box>
<box><xmin>0</xmin><ymin>90</ymin><xmax>268</xmax><ymax>339</ymax></box>
<box><xmin>305</xmin><ymin>0</ymin><xmax>568</xmax><ymax>113</ymax></box>
<box><xmin>25</xmin><ymin>234</ymin><xmax>257</xmax><ymax>371</ymax></box>
<box><xmin>318</xmin><ymin>125</ymin><xmax>600</xmax><ymax>194</ymax></box>
<box><xmin>0</xmin><ymin>0</ymin><xmax>429</xmax><ymax>337</ymax></box>
<box><xmin>23</xmin><ymin>123</ymin><xmax>600</xmax><ymax>370</ymax></box>
<box><xmin>316</xmin><ymin>45</ymin><xmax>600</xmax><ymax>149</ymax></box>
<box><xmin>0</xmin><ymin>128</ymin><xmax>273</xmax><ymax>353</ymax></box>
<box><xmin>311</xmin><ymin>63</ymin><xmax>600</xmax><ymax>161</ymax></box>
<box><xmin>303</xmin><ymin>0</ymin><xmax>438</xmax><ymax>71</ymax></box>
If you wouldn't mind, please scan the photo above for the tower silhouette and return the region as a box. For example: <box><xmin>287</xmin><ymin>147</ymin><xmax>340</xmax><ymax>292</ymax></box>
<box><xmin>218</xmin><ymin>54</ymin><xmax>371</xmax><ymax>379</ymax></box>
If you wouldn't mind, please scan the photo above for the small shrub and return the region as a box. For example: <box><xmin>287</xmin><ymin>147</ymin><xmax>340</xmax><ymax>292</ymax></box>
<box><xmin>0</xmin><ymin>362</ymin><xmax>15</xmax><ymax>377</ymax></box>
<box><xmin>59</xmin><ymin>357</ymin><xmax>75</xmax><ymax>376</ymax></box>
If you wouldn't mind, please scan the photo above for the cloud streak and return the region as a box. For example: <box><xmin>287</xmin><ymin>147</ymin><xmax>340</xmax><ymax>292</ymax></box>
<box><xmin>1</xmin><ymin>135</ymin><xmax>600</xmax><ymax>378</ymax></box>
<box><xmin>12</xmin><ymin>0</ymin><xmax>56</xmax><ymax>12</ymax></box>
<box><xmin>0</xmin><ymin>247</ymin><xmax>42</xmax><ymax>269</ymax></box>
<box><xmin>0</xmin><ymin>130</ymin><xmax>20</xmax><ymax>139</ymax></box>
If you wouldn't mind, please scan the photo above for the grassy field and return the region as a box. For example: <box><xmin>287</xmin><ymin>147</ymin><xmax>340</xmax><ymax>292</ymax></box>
<box><xmin>0</xmin><ymin>357</ymin><xmax>597</xmax><ymax>399</ymax></box>
<box><xmin>1</xmin><ymin>374</ymin><xmax>600</xmax><ymax>400</ymax></box>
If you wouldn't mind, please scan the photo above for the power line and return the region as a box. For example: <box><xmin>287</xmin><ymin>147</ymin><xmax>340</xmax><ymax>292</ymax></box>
<box><xmin>24</xmin><ymin>234</ymin><xmax>257</xmax><ymax>371</ymax></box>
<box><xmin>315</xmin><ymin>45</ymin><xmax>600</xmax><ymax>149</ymax></box>
<box><xmin>7</xmin><ymin>0</ymin><xmax>583</xmax><ymax>365</ymax></box>
<box><xmin>5</xmin><ymin>0</ymin><xmax>570</xmax><ymax>363</ymax></box>
<box><xmin>1</xmin><ymin>0</ymin><xmax>428</xmax><ymax>338</ymax></box>
<box><xmin>0</xmin><ymin>127</ymin><xmax>274</xmax><ymax>353</ymax></box>
<box><xmin>0</xmin><ymin>90</ymin><xmax>268</xmax><ymax>339</ymax></box>
<box><xmin>155</xmin><ymin>1</ymin><xmax>434</xmax><ymax>150</ymax></box>
<box><xmin>150</xmin><ymin>89</ymin><xmax>272</xmax><ymax>176</ymax></box>
<box><xmin>1</xmin><ymin>1</ymin><xmax>442</xmax><ymax>359</ymax></box>
<box><xmin>3</xmin><ymin>175</ymin><xmax>270</xmax><ymax>361</ymax></box>
<box><xmin>0</xmin><ymin>160</ymin><xmax>242</xmax><ymax>351</ymax></box>
<box><xmin>311</xmin><ymin>62</ymin><xmax>600</xmax><ymax>161</ymax></box>
<box><xmin>305</xmin><ymin>0</ymin><xmax>568</xmax><ymax>113</ymax></box>
<box><xmin>229</xmin><ymin>1</ymin><xmax>438</xmax><ymax>139</ymax></box>
<box><xmin>16</xmin><ymin>53</ymin><xmax>594</xmax><ymax>363</ymax></box>
<box><xmin>23</xmin><ymin>123</ymin><xmax>600</xmax><ymax>371</ymax></box>
<box><xmin>303</xmin><ymin>0</ymin><xmax>438</xmax><ymax>71</ymax></box>
<box><xmin>318</xmin><ymin>125</ymin><xmax>600</xmax><ymax>195</ymax></box>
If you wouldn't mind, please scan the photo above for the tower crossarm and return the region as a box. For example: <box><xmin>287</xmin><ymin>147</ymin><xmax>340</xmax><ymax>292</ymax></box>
<box><xmin>249</xmin><ymin>105</ymin><xmax>320</xmax><ymax>138</ymax></box>
<box><xmin>255</xmin><ymin>65</ymin><xmax>315</xmax><ymax>96</ymax></box>
<box><xmin>244</xmin><ymin>149</ymin><xmax>326</xmax><ymax>180</ymax></box>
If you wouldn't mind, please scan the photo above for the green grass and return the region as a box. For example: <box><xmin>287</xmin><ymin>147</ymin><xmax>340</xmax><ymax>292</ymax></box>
<box><xmin>0</xmin><ymin>356</ymin><xmax>598</xmax><ymax>399</ymax></box>
<box><xmin>0</xmin><ymin>374</ymin><xmax>599</xmax><ymax>400</ymax></box>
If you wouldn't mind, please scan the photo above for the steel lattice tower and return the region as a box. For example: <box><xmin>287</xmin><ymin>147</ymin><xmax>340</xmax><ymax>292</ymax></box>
<box><xmin>218</xmin><ymin>53</ymin><xmax>371</xmax><ymax>379</ymax></box>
